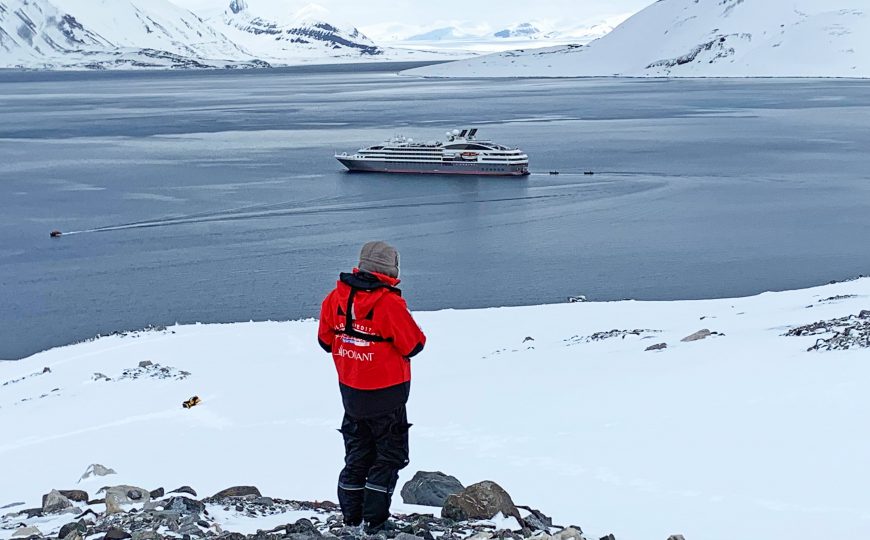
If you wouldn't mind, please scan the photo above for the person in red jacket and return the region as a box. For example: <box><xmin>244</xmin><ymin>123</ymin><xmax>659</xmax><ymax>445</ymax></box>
<box><xmin>318</xmin><ymin>241</ymin><xmax>426</xmax><ymax>532</ymax></box>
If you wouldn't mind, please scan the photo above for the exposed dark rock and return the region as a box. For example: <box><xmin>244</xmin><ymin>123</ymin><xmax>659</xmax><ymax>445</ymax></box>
<box><xmin>667</xmin><ymin>535</ymin><xmax>686</xmax><ymax>540</ymax></box>
<box><xmin>645</xmin><ymin>343</ymin><xmax>667</xmax><ymax>352</ymax></box>
<box><xmin>58</xmin><ymin>491</ymin><xmax>88</xmax><ymax>504</ymax></box>
<box><xmin>103</xmin><ymin>528</ymin><xmax>131</xmax><ymax>540</ymax></box>
<box><xmin>131</xmin><ymin>532</ymin><xmax>161</xmax><ymax>540</ymax></box>
<box><xmin>401</xmin><ymin>471</ymin><xmax>464</xmax><ymax>507</ymax></box>
<box><xmin>42</xmin><ymin>491</ymin><xmax>72</xmax><ymax>514</ymax></box>
<box><xmin>170</xmin><ymin>486</ymin><xmax>197</xmax><ymax>497</ymax></box>
<box><xmin>285</xmin><ymin>519</ymin><xmax>321</xmax><ymax>538</ymax></box>
<box><xmin>58</xmin><ymin>522</ymin><xmax>86</xmax><ymax>539</ymax></box>
<box><xmin>149</xmin><ymin>488</ymin><xmax>164</xmax><ymax>499</ymax></box>
<box><xmin>212</xmin><ymin>486</ymin><xmax>261</xmax><ymax>499</ymax></box>
<box><xmin>138</xmin><ymin>361</ymin><xmax>153</xmax><ymax>368</ymax></box>
<box><xmin>516</xmin><ymin>506</ymin><xmax>552</xmax><ymax>531</ymax></box>
<box><xmin>167</xmin><ymin>496</ymin><xmax>205</xmax><ymax>514</ymax></box>
<box><xmin>87</xmin><ymin>499</ymin><xmax>105</xmax><ymax>506</ymax></box>
<box><xmin>441</xmin><ymin>481</ymin><xmax>520</xmax><ymax>521</ymax></box>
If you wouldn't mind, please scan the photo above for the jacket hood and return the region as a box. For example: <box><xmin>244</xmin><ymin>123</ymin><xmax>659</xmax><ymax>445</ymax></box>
<box><xmin>336</xmin><ymin>269</ymin><xmax>401</xmax><ymax>320</ymax></box>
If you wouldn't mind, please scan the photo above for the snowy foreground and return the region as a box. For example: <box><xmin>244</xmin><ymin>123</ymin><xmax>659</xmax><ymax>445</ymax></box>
<box><xmin>406</xmin><ymin>0</ymin><xmax>870</xmax><ymax>78</ymax></box>
<box><xmin>2</xmin><ymin>279</ymin><xmax>870</xmax><ymax>540</ymax></box>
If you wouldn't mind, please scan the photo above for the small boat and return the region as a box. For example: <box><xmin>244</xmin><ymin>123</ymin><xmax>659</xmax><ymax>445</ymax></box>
<box><xmin>549</xmin><ymin>171</ymin><xmax>560</xmax><ymax>175</ymax></box>
<box><xmin>50</xmin><ymin>230</ymin><xmax>62</xmax><ymax>238</ymax></box>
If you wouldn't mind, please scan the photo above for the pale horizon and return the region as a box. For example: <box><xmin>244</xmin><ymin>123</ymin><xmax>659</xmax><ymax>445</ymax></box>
<box><xmin>169</xmin><ymin>0</ymin><xmax>653</xmax><ymax>41</ymax></box>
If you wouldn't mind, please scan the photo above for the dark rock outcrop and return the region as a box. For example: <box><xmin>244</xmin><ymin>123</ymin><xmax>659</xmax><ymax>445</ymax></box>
<box><xmin>401</xmin><ymin>471</ymin><xmax>464</xmax><ymax>507</ymax></box>
<box><xmin>211</xmin><ymin>486</ymin><xmax>261</xmax><ymax>499</ymax></box>
<box><xmin>441</xmin><ymin>481</ymin><xmax>520</xmax><ymax>521</ymax></box>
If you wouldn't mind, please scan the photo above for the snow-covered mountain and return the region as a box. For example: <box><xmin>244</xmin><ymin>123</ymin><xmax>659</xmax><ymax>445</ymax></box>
<box><xmin>406</xmin><ymin>0</ymin><xmax>870</xmax><ymax>78</ymax></box>
<box><xmin>0</xmin><ymin>0</ymin><xmax>264</xmax><ymax>69</ymax></box>
<box><xmin>207</xmin><ymin>0</ymin><xmax>383</xmax><ymax>62</ymax></box>
<box><xmin>493</xmin><ymin>22</ymin><xmax>543</xmax><ymax>39</ymax></box>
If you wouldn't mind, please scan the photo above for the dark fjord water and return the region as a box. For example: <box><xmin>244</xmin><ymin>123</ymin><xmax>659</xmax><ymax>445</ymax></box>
<box><xmin>1</xmin><ymin>64</ymin><xmax>869</xmax><ymax>359</ymax></box>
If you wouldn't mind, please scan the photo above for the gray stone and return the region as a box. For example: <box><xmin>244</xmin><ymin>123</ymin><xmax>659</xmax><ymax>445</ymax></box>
<box><xmin>42</xmin><ymin>490</ymin><xmax>72</xmax><ymax>514</ymax></box>
<box><xmin>394</xmin><ymin>534</ymin><xmax>423</xmax><ymax>540</ymax></box>
<box><xmin>252</xmin><ymin>497</ymin><xmax>274</xmax><ymax>506</ymax></box>
<box><xmin>860</xmin><ymin>310</ymin><xmax>870</xmax><ymax>319</ymax></box>
<box><xmin>666</xmin><ymin>536</ymin><xmax>686</xmax><ymax>540</ymax></box>
<box><xmin>645</xmin><ymin>343</ymin><xmax>667</xmax><ymax>352</ymax></box>
<box><xmin>552</xmin><ymin>528</ymin><xmax>583</xmax><ymax>540</ymax></box>
<box><xmin>57</xmin><ymin>522</ymin><xmax>86</xmax><ymax>539</ymax></box>
<box><xmin>599</xmin><ymin>535</ymin><xmax>615</xmax><ymax>540</ymax></box>
<box><xmin>285</xmin><ymin>519</ymin><xmax>321</xmax><ymax>538</ymax></box>
<box><xmin>401</xmin><ymin>471</ymin><xmax>464</xmax><ymax>507</ymax></box>
<box><xmin>441</xmin><ymin>481</ymin><xmax>520</xmax><ymax>521</ymax></box>
<box><xmin>103</xmin><ymin>528</ymin><xmax>131</xmax><ymax>540</ymax></box>
<box><xmin>518</xmin><ymin>507</ymin><xmax>552</xmax><ymax>531</ymax></box>
<box><xmin>149</xmin><ymin>488</ymin><xmax>164</xmax><ymax>499</ymax></box>
<box><xmin>78</xmin><ymin>464</ymin><xmax>116</xmax><ymax>482</ymax></box>
<box><xmin>170</xmin><ymin>486</ymin><xmax>197</xmax><ymax>497</ymax></box>
<box><xmin>680</xmin><ymin>329</ymin><xmax>712</xmax><ymax>342</ymax></box>
<box><xmin>101</xmin><ymin>486</ymin><xmax>150</xmax><ymax>505</ymax></box>
<box><xmin>131</xmin><ymin>532</ymin><xmax>161</xmax><ymax>540</ymax></box>
<box><xmin>57</xmin><ymin>491</ymin><xmax>88</xmax><ymax>504</ymax></box>
<box><xmin>138</xmin><ymin>361</ymin><xmax>154</xmax><ymax>368</ymax></box>
<box><xmin>211</xmin><ymin>486</ymin><xmax>260</xmax><ymax>498</ymax></box>
<box><xmin>168</xmin><ymin>496</ymin><xmax>205</xmax><ymax>514</ymax></box>
<box><xmin>12</xmin><ymin>527</ymin><xmax>43</xmax><ymax>538</ymax></box>
<box><xmin>105</xmin><ymin>493</ymin><xmax>123</xmax><ymax>515</ymax></box>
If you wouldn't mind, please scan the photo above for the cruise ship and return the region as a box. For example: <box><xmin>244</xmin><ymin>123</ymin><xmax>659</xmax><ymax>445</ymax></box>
<box><xmin>335</xmin><ymin>129</ymin><xmax>529</xmax><ymax>176</ymax></box>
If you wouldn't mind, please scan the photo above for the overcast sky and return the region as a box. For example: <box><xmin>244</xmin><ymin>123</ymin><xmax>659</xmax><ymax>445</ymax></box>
<box><xmin>172</xmin><ymin>0</ymin><xmax>654</xmax><ymax>34</ymax></box>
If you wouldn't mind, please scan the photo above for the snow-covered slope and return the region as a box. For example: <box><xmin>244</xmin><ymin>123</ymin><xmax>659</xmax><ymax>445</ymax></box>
<box><xmin>406</xmin><ymin>0</ymin><xmax>870</xmax><ymax>78</ymax></box>
<box><xmin>2</xmin><ymin>279</ymin><xmax>870</xmax><ymax>539</ymax></box>
<box><xmin>0</xmin><ymin>0</ymin><xmax>263</xmax><ymax>69</ymax></box>
<box><xmin>207</xmin><ymin>0</ymin><xmax>383</xmax><ymax>63</ymax></box>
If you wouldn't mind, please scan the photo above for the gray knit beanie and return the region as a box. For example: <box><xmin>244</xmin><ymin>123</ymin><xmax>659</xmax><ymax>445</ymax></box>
<box><xmin>358</xmin><ymin>241</ymin><xmax>399</xmax><ymax>278</ymax></box>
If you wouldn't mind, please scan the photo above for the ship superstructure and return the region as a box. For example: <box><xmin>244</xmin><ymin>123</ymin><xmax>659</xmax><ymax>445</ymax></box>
<box><xmin>335</xmin><ymin>129</ymin><xmax>529</xmax><ymax>176</ymax></box>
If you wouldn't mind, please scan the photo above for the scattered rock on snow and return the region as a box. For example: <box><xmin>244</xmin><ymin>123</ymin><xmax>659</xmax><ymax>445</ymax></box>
<box><xmin>103</xmin><ymin>527</ymin><xmax>131</xmax><ymax>540</ymax></box>
<box><xmin>786</xmin><ymin>313</ymin><xmax>870</xmax><ymax>351</ymax></box>
<box><xmin>667</xmin><ymin>535</ymin><xmax>686</xmax><ymax>540</ymax></box>
<box><xmin>148</xmin><ymin>488</ymin><xmax>164</xmax><ymax>499</ymax></box>
<box><xmin>599</xmin><ymin>534</ymin><xmax>615</xmax><ymax>540</ymax></box>
<box><xmin>401</xmin><ymin>471</ymin><xmax>465</xmax><ymax>507</ymax></box>
<box><xmin>517</xmin><ymin>506</ymin><xmax>552</xmax><ymax>531</ymax></box>
<box><xmin>41</xmin><ymin>490</ymin><xmax>72</xmax><ymax>514</ymax></box>
<box><xmin>211</xmin><ymin>486</ymin><xmax>261</xmax><ymax>499</ymax></box>
<box><xmin>58</xmin><ymin>521</ymin><xmax>87</xmax><ymax>540</ymax></box>
<box><xmin>645</xmin><ymin>343</ymin><xmax>667</xmax><ymax>352</ymax></box>
<box><xmin>99</xmin><ymin>486</ymin><xmax>150</xmax><ymax>505</ymax></box>
<box><xmin>137</xmin><ymin>361</ymin><xmax>153</xmax><ymax>368</ymax></box>
<box><xmin>441</xmin><ymin>481</ymin><xmax>520</xmax><ymax>521</ymax></box>
<box><xmin>78</xmin><ymin>464</ymin><xmax>116</xmax><ymax>483</ymax></box>
<box><xmin>12</xmin><ymin>526</ymin><xmax>42</xmax><ymax>538</ymax></box>
<box><xmin>169</xmin><ymin>486</ymin><xmax>197</xmax><ymax>497</ymax></box>
<box><xmin>681</xmin><ymin>329</ymin><xmax>712</xmax><ymax>342</ymax></box>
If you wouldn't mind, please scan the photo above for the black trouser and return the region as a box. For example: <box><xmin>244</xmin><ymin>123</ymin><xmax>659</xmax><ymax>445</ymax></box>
<box><xmin>338</xmin><ymin>405</ymin><xmax>411</xmax><ymax>527</ymax></box>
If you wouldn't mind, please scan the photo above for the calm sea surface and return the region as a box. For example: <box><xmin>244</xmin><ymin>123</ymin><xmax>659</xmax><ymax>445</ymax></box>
<box><xmin>1</xmin><ymin>64</ymin><xmax>869</xmax><ymax>359</ymax></box>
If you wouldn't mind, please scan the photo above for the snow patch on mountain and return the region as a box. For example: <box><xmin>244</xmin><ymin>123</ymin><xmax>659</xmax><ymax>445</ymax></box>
<box><xmin>205</xmin><ymin>0</ymin><xmax>382</xmax><ymax>62</ymax></box>
<box><xmin>405</xmin><ymin>0</ymin><xmax>870</xmax><ymax>78</ymax></box>
<box><xmin>0</xmin><ymin>0</ymin><xmax>263</xmax><ymax>69</ymax></box>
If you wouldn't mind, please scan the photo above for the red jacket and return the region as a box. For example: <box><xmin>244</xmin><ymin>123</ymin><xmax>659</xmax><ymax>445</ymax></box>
<box><xmin>318</xmin><ymin>269</ymin><xmax>426</xmax><ymax>391</ymax></box>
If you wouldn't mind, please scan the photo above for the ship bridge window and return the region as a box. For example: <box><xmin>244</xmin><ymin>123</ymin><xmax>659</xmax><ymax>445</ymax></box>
<box><xmin>444</xmin><ymin>143</ymin><xmax>492</xmax><ymax>150</ymax></box>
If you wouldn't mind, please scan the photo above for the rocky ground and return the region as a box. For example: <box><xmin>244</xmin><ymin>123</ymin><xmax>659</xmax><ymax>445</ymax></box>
<box><xmin>0</xmin><ymin>470</ymin><xmax>686</xmax><ymax>540</ymax></box>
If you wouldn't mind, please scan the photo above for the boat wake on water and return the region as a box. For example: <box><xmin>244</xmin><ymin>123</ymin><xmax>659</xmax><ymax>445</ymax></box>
<box><xmin>53</xmin><ymin>192</ymin><xmax>568</xmax><ymax>237</ymax></box>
